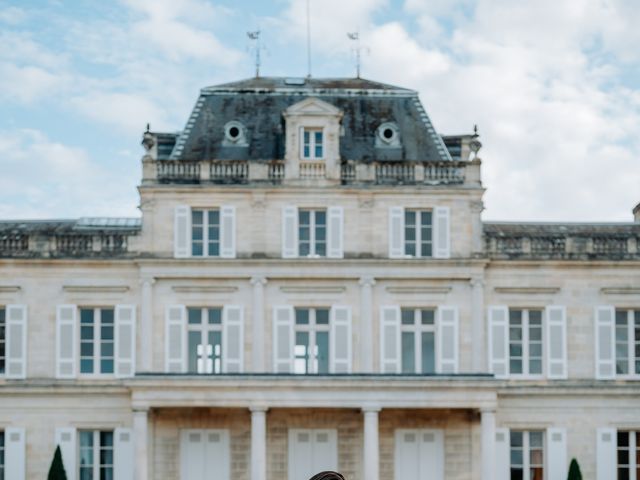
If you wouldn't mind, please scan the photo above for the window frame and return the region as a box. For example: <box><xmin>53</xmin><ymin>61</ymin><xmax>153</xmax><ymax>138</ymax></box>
<box><xmin>509</xmin><ymin>430</ymin><xmax>544</xmax><ymax>480</ymax></box>
<box><xmin>187</xmin><ymin>307</ymin><xmax>223</xmax><ymax>374</ymax></box>
<box><xmin>191</xmin><ymin>208</ymin><xmax>221</xmax><ymax>258</ymax></box>
<box><xmin>298</xmin><ymin>208</ymin><xmax>327</xmax><ymax>257</ymax></box>
<box><xmin>400</xmin><ymin>308</ymin><xmax>437</xmax><ymax>374</ymax></box>
<box><xmin>301</xmin><ymin>128</ymin><xmax>324</xmax><ymax>160</ymax></box>
<box><xmin>78</xmin><ymin>430</ymin><xmax>114</xmax><ymax>480</ymax></box>
<box><xmin>79</xmin><ymin>307</ymin><xmax>115</xmax><ymax>377</ymax></box>
<box><xmin>616</xmin><ymin>430</ymin><xmax>640</xmax><ymax>479</ymax></box>
<box><xmin>403</xmin><ymin>209</ymin><xmax>433</xmax><ymax>258</ymax></box>
<box><xmin>615</xmin><ymin>309</ymin><xmax>640</xmax><ymax>377</ymax></box>
<box><xmin>508</xmin><ymin>308</ymin><xmax>544</xmax><ymax>379</ymax></box>
<box><xmin>293</xmin><ymin>307</ymin><xmax>330</xmax><ymax>374</ymax></box>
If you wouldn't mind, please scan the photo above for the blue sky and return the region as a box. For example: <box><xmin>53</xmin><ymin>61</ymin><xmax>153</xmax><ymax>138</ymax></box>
<box><xmin>1</xmin><ymin>0</ymin><xmax>639</xmax><ymax>221</ymax></box>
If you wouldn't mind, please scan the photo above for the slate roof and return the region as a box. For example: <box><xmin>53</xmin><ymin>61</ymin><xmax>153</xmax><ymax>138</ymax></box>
<box><xmin>168</xmin><ymin>76</ymin><xmax>452</xmax><ymax>162</ymax></box>
<box><xmin>0</xmin><ymin>218</ymin><xmax>141</xmax><ymax>234</ymax></box>
<box><xmin>484</xmin><ymin>222</ymin><xmax>640</xmax><ymax>236</ymax></box>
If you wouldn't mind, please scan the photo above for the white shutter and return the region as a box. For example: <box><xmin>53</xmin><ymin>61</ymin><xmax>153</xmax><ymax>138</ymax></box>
<box><xmin>380</xmin><ymin>306</ymin><xmax>401</xmax><ymax>373</ymax></box>
<box><xmin>388</xmin><ymin>207</ymin><xmax>404</xmax><ymax>258</ymax></box>
<box><xmin>488</xmin><ymin>306</ymin><xmax>509</xmax><ymax>378</ymax></box>
<box><xmin>312</xmin><ymin>430</ymin><xmax>338</xmax><ymax>473</ymax></box>
<box><xmin>115</xmin><ymin>305</ymin><xmax>136</xmax><ymax>378</ymax></box>
<box><xmin>174</xmin><ymin>205</ymin><xmax>191</xmax><ymax>258</ymax></box>
<box><xmin>495</xmin><ymin>428</ymin><xmax>509</xmax><ymax>480</ymax></box>
<box><xmin>6</xmin><ymin>304</ymin><xmax>27</xmax><ymax>379</ymax></box>
<box><xmin>437</xmin><ymin>306</ymin><xmax>458</xmax><ymax>373</ymax></box>
<box><xmin>56</xmin><ymin>305</ymin><xmax>77</xmax><ymax>379</ymax></box>
<box><xmin>273</xmin><ymin>306</ymin><xmax>294</xmax><ymax>373</ymax></box>
<box><xmin>330</xmin><ymin>306</ymin><xmax>351</xmax><ymax>373</ymax></box>
<box><xmin>56</xmin><ymin>427</ymin><xmax>77</xmax><ymax>480</ymax></box>
<box><xmin>223</xmin><ymin>305</ymin><xmax>244</xmax><ymax>373</ymax></box>
<box><xmin>546</xmin><ymin>428</ymin><xmax>567</xmax><ymax>480</ymax></box>
<box><xmin>595</xmin><ymin>306</ymin><xmax>615</xmax><ymax>379</ymax></box>
<box><xmin>596</xmin><ymin>428</ymin><xmax>616</xmax><ymax>480</ymax></box>
<box><xmin>327</xmin><ymin>206</ymin><xmax>344</xmax><ymax>258</ymax></box>
<box><xmin>282</xmin><ymin>206</ymin><xmax>298</xmax><ymax>258</ymax></box>
<box><xmin>545</xmin><ymin>306</ymin><xmax>567</xmax><ymax>379</ymax></box>
<box><xmin>5</xmin><ymin>427</ymin><xmax>25</xmax><ymax>480</ymax></box>
<box><xmin>114</xmin><ymin>427</ymin><xmax>134</xmax><ymax>480</ymax></box>
<box><xmin>419</xmin><ymin>430</ymin><xmax>444</xmax><ymax>480</ymax></box>
<box><xmin>220</xmin><ymin>205</ymin><xmax>236</xmax><ymax>258</ymax></box>
<box><xmin>433</xmin><ymin>206</ymin><xmax>450</xmax><ymax>259</ymax></box>
<box><xmin>165</xmin><ymin>305</ymin><xmax>187</xmax><ymax>373</ymax></box>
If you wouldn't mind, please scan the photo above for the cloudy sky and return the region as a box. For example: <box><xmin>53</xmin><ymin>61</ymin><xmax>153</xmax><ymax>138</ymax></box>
<box><xmin>1</xmin><ymin>0</ymin><xmax>639</xmax><ymax>221</ymax></box>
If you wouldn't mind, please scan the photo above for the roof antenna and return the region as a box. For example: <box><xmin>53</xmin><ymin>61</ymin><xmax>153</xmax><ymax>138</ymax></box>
<box><xmin>306</xmin><ymin>0</ymin><xmax>312</xmax><ymax>77</ymax></box>
<box><xmin>347</xmin><ymin>31</ymin><xmax>369</xmax><ymax>78</ymax></box>
<box><xmin>247</xmin><ymin>30</ymin><xmax>262</xmax><ymax>78</ymax></box>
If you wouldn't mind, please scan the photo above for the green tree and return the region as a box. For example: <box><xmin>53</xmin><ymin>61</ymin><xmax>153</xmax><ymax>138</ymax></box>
<box><xmin>47</xmin><ymin>445</ymin><xmax>67</xmax><ymax>480</ymax></box>
<box><xmin>567</xmin><ymin>458</ymin><xmax>582</xmax><ymax>480</ymax></box>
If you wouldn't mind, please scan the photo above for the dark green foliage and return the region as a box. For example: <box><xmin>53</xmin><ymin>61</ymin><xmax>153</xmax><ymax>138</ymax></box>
<box><xmin>48</xmin><ymin>446</ymin><xmax>67</xmax><ymax>480</ymax></box>
<box><xmin>567</xmin><ymin>458</ymin><xmax>582</xmax><ymax>480</ymax></box>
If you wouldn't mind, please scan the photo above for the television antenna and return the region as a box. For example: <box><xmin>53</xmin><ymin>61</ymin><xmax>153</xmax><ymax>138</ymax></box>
<box><xmin>247</xmin><ymin>30</ymin><xmax>264</xmax><ymax>78</ymax></box>
<box><xmin>347</xmin><ymin>31</ymin><xmax>369</xmax><ymax>78</ymax></box>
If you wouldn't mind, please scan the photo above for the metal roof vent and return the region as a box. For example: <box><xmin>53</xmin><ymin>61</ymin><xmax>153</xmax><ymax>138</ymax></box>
<box><xmin>284</xmin><ymin>78</ymin><xmax>306</xmax><ymax>86</ymax></box>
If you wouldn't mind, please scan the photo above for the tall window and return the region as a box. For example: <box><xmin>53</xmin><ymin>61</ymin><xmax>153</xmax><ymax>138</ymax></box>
<box><xmin>509</xmin><ymin>309</ymin><xmax>543</xmax><ymax>376</ymax></box>
<box><xmin>79</xmin><ymin>430</ymin><xmax>114</xmax><ymax>480</ymax></box>
<box><xmin>192</xmin><ymin>209</ymin><xmax>220</xmax><ymax>257</ymax></box>
<box><xmin>617</xmin><ymin>431</ymin><xmax>640</xmax><ymax>480</ymax></box>
<box><xmin>294</xmin><ymin>308</ymin><xmax>330</xmax><ymax>374</ymax></box>
<box><xmin>404</xmin><ymin>210</ymin><xmax>432</xmax><ymax>257</ymax></box>
<box><xmin>299</xmin><ymin>209</ymin><xmax>326</xmax><ymax>257</ymax></box>
<box><xmin>187</xmin><ymin>308</ymin><xmax>223</xmax><ymax>374</ymax></box>
<box><xmin>510</xmin><ymin>430</ymin><xmax>544</xmax><ymax>480</ymax></box>
<box><xmin>615</xmin><ymin>309</ymin><xmax>640</xmax><ymax>375</ymax></box>
<box><xmin>401</xmin><ymin>309</ymin><xmax>436</xmax><ymax>374</ymax></box>
<box><xmin>0</xmin><ymin>431</ymin><xmax>4</xmax><ymax>480</ymax></box>
<box><xmin>0</xmin><ymin>308</ymin><xmax>4</xmax><ymax>375</ymax></box>
<box><xmin>302</xmin><ymin>129</ymin><xmax>323</xmax><ymax>159</ymax></box>
<box><xmin>80</xmin><ymin>308</ymin><xmax>114</xmax><ymax>375</ymax></box>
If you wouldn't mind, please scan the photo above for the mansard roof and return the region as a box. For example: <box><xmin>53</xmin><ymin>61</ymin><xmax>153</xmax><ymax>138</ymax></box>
<box><xmin>167</xmin><ymin>76</ymin><xmax>452</xmax><ymax>163</ymax></box>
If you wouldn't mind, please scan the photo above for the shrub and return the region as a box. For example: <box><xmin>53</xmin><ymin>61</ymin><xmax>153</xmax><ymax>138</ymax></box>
<box><xmin>48</xmin><ymin>446</ymin><xmax>67</xmax><ymax>480</ymax></box>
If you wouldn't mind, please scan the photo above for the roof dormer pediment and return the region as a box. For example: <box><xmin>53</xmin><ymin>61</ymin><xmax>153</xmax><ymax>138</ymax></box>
<box><xmin>283</xmin><ymin>97</ymin><xmax>343</xmax><ymax>118</ymax></box>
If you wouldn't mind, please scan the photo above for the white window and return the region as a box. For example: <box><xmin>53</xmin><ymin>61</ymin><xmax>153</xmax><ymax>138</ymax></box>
<box><xmin>288</xmin><ymin>429</ymin><xmax>337</xmax><ymax>480</ymax></box>
<box><xmin>192</xmin><ymin>209</ymin><xmax>220</xmax><ymax>257</ymax></box>
<box><xmin>294</xmin><ymin>308</ymin><xmax>330</xmax><ymax>374</ymax></box>
<box><xmin>80</xmin><ymin>308</ymin><xmax>115</xmax><ymax>375</ymax></box>
<box><xmin>395</xmin><ymin>429</ymin><xmax>444</xmax><ymax>480</ymax></box>
<box><xmin>79</xmin><ymin>430</ymin><xmax>114</xmax><ymax>480</ymax></box>
<box><xmin>187</xmin><ymin>308</ymin><xmax>223</xmax><ymax>374</ymax></box>
<box><xmin>615</xmin><ymin>309</ymin><xmax>640</xmax><ymax>376</ymax></box>
<box><xmin>401</xmin><ymin>309</ymin><xmax>436</xmax><ymax>374</ymax></box>
<box><xmin>510</xmin><ymin>430</ymin><xmax>544</xmax><ymax>480</ymax></box>
<box><xmin>404</xmin><ymin>210</ymin><xmax>433</xmax><ymax>257</ymax></box>
<box><xmin>617</xmin><ymin>431</ymin><xmax>640</xmax><ymax>479</ymax></box>
<box><xmin>509</xmin><ymin>309</ymin><xmax>543</xmax><ymax>376</ymax></box>
<box><xmin>299</xmin><ymin>209</ymin><xmax>326</xmax><ymax>257</ymax></box>
<box><xmin>302</xmin><ymin>128</ymin><xmax>323</xmax><ymax>159</ymax></box>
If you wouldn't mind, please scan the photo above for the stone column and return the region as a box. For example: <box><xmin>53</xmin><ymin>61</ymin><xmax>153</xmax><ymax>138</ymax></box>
<box><xmin>251</xmin><ymin>407</ymin><xmax>268</xmax><ymax>480</ymax></box>
<box><xmin>140</xmin><ymin>278</ymin><xmax>155</xmax><ymax>372</ymax></box>
<box><xmin>362</xmin><ymin>407</ymin><xmax>380</xmax><ymax>480</ymax></box>
<box><xmin>471</xmin><ymin>277</ymin><xmax>485</xmax><ymax>372</ymax></box>
<box><xmin>359</xmin><ymin>277</ymin><xmax>376</xmax><ymax>372</ymax></box>
<box><xmin>481</xmin><ymin>409</ymin><xmax>496</xmax><ymax>480</ymax></box>
<box><xmin>251</xmin><ymin>276</ymin><xmax>267</xmax><ymax>372</ymax></box>
<box><xmin>134</xmin><ymin>408</ymin><xmax>149</xmax><ymax>480</ymax></box>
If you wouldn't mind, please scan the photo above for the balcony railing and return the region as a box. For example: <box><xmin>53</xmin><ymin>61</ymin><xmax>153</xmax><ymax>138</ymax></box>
<box><xmin>210</xmin><ymin>162</ymin><xmax>248</xmax><ymax>184</ymax></box>
<box><xmin>300</xmin><ymin>162</ymin><xmax>326</xmax><ymax>179</ymax></box>
<box><xmin>268</xmin><ymin>162</ymin><xmax>285</xmax><ymax>183</ymax></box>
<box><xmin>157</xmin><ymin>161</ymin><xmax>200</xmax><ymax>183</ymax></box>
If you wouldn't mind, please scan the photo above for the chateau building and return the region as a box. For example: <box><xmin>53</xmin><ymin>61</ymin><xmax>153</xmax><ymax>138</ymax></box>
<box><xmin>1</xmin><ymin>76</ymin><xmax>639</xmax><ymax>480</ymax></box>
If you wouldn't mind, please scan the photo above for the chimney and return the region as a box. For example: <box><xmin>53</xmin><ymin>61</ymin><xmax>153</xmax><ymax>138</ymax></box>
<box><xmin>634</xmin><ymin>202</ymin><xmax>640</xmax><ymax>223</ymax></box>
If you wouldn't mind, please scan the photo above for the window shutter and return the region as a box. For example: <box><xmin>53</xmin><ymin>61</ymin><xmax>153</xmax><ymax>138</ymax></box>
<box><xmin>311</xmin><ymin>430</ymin><xmax>338</xmax><ymax>473</ymax></box>
<box><xmin>388</xmin><ymin>207</ymin><xmax>404</xmax><ymax>258</ymax></box>
<box><xmin>433</xmin><ymin>206</ymin><xmax>450</xmax><ymax>259</ymax></box>
<box><xmin>223</xmin><ymin>305</ymin><xmax>244</xmax><ymax>373</ymax></box>
<box><xmin>419</xmin><ymin>430</ymin><xmax>444</xmax><ymax>480</ymax></box>
<box><xmin>114</xmin><ymin>427</ymin><xmax>134</xmax><ymax>480</ymax></box>
<box><xmin>165</xmin><ymin>305</ymin><xmax>186</xmax><ymax>373</ymax></box>
<box><xmin>488</xmin><ymin>306</ymin><xmax>509</xmax><ymax>378</ymax></box>
<box><xmin>545</xmin><ymin>306</ymin><xmax>567</xmax><ymax>379</ymax></box>
<box><xmin>273</xmin><ymin>306</ymin><xmax>294</xmax><ymax>373</ymax></box>
<box><xmin>595</xmin><ymin>306</ymin><xmax>615</xmax><ymax>379</ymax></box>
<box><xmin>330</xmin><ymin>306</ymin><xmax>351</xmax><ymax>373</ymax></box>
<box><xmin>6</xmin><ymin>304</ymin><xmax>27</xmax><ymax>379</ymax></box>
<box><xmin>327</xmin><ymin>206</ymin><xmax>344</xmax><ymax>258</ymax></box>
<box><xmin>437</xmin><ymin>306</ymin><xmax>458</xmax><ymax>373</ymax></box>
<box><xmin>115</xmin><ymin>305</ymin><xmax>136</xmax><ymax>378</ymax></box>
<box><xmin>5</xmin><ymin>427</ymin><xmax>25</xmax><ymax>480</ymax></box>
<box><xmin>546</xmin><ymin>428</ymin><xmax>567</xmax><ymax>480</ymax></box>
<box><xmin>596</xmin><ymin>428</ymin><xmax>616</xmax><ymax>480</ymax></box>
<box><xmin>56</xmin><ymin>305</ymin><xmax>77</xmax><ymax>379</ymax></box>
<box><xmin>220</xmin><ymin>205</ymin><xmax>236</xmax><ymax>258</ymax></box>
<box><xmin>380</xmin><ymin>306</ymin><xmax>401</xmax><ymax>373</ymax></box>
<box><xmin>56</xmin><ymin>427</ymin><xmax>77</xmax><ymax>480</ymax></box>
<box><xmin>174</xmin><ymin>205</ymin><xmax>191</xmax><ymax>258</ymax></box>
<box><xmin>494</xmin><ymin>428</ymin><xmax>509</xmax><ymax>480</ymax></box>
<box><xmin>282</xmin><ymin>206</ymin><xmax>299</xmax><ymax>258</ymax></box>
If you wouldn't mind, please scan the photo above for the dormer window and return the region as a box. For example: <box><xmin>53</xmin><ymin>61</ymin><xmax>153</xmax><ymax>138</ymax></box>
<box><xmin>302</xmin><ymin>128</ymin><xmax>323</xmax><ymax>160</ymax></box>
